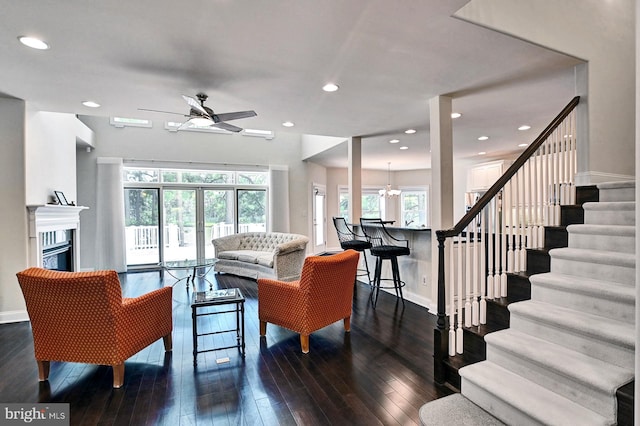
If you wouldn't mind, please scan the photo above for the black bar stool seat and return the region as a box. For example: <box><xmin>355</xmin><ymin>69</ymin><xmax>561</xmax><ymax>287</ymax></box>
<box><xmin>360</xmin><ymin>218</ymin><xmax>410</xmax><ymax>307</ymax></box>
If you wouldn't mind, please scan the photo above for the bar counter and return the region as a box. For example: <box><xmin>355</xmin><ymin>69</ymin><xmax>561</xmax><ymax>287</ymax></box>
<box><xmin>355</xmin><ymin>224</ymin><xmax>433</xmax><ymax>309</ymax></box>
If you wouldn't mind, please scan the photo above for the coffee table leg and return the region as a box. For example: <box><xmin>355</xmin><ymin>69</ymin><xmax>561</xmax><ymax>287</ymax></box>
<box><xmin>192</xmin><ymin>305</ymin><xmax>198</xmax><ymax>366</ymax></box>
<box><xmin>241</xmin><ymin>301</ymin><xmax>245</xmax><ymax>358</ymax></box>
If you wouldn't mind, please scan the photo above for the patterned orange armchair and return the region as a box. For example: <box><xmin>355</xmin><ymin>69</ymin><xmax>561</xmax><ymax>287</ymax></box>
<box><xmin>16</xmin><ymin>267</ymin><xmax>173</xmax><ymax>388</ymax></box>
<box><xmin>258</xmin><ymin>250</ymin><xmax>360</xmax><ymax>353</ymax></box>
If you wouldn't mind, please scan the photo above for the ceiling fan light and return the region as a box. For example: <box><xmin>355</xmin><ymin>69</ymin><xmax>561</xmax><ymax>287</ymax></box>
<box><xmin>190</xmin><ymin>117</ymin><xmax>214</xmax><ymax>127</ymax></box>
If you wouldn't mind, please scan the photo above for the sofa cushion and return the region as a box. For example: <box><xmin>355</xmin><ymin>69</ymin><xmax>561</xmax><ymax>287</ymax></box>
<box><xmin>236</xmin><ymin>251</ymin><xmax>264</xmax><ymax>264</ymax></box>
<box><xmin>218</xmin><ymin>251</ymin><xmax>242</xmax><ymax>260</ymax></box>
<box><xmin>256</xmin><ymin>252</ymin><xmax>275</xmax><ymax>268</ymax></box>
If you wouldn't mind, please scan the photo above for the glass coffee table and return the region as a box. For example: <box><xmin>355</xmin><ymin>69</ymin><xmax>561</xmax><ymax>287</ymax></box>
<box><xmin>162</xmin><ymin>258</ymin><xmax>217</xmax><ymax>290</ymax></box>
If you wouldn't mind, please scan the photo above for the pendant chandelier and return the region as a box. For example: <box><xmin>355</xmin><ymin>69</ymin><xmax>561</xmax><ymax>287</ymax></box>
<box><xmin>379</xmin><ymin>162</ymin><xmax>401</xmax><ymax>197</ymax></box>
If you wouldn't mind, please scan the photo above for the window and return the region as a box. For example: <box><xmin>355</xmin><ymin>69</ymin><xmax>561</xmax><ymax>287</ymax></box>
<box><xmin>338</xmin><ymin>186</ymin><xmax>386</xmax><ymax>222</ymax></box>
<box><xmin>400</xmin><ymin>187</ymin><xmax>429</xmax><ymax>228</ymax></box>
<box><xmin>123</xmin><ymin>166</ymin><xmax>268</xmax><ymax>266</ymax></box>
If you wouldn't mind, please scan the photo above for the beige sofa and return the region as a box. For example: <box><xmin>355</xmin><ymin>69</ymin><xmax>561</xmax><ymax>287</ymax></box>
<box><xmin>212</xmin><ymin>232</ymin><xmax>309</xmax><ymax>281</ymax></box>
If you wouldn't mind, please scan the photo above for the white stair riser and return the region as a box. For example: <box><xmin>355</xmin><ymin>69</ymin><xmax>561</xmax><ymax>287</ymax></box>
<box><xmin>550</xmin><ymin>257</ymin><xmax>635</xmax><ymax>286</ymax></box>
<box><xmin>568</xmin><ymin>233</ymin><xmax>635</xmax><ymax>254</ymax></box>
<box><xmin>530</xmin><ymin>284</ymin><xmax>635</xmax><ymax>323</ymax></box>
<box><xmin>584</xmin><ymin>210</ymin><xmax>635</xmax><ymax>226</ymax></box>
<box><xmin>509</xmin><ymin>315</ymin><xmax>634</xmax><ymax>370</ymax></box>
<box><xmin>461</xmin><ymin>379</ymin><xmax>547</xmax><ymax>426</ymax></box>
<box><xmin>598</xmin><ymin>187</ymin><xmax>635</xmax><ymax>202</ymax></box>
<box><xmin>486</xmin><ymin>346</ymin><xmax>615</xmax><ymax>419</ymax></box>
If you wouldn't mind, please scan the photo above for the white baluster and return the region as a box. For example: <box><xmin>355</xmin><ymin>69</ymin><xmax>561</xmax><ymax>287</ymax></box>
<box><xmin>479</xmin><ymin>207</ymin><xmax>487</xmax><ymax>324</ymax></box>
<box><xmin>501</xmin><ymin>183</ymin><xmax>509</xmax><ymax>298</ymax></box>
<box><xmin>519</xmin><ymin>169</ymin><xmax>527</xmax><ymax>271</ymax></box>
<box><xmin>535</xmin><ymin>152</ymin><xmax>544</xmax><ymax>247</ymax></box>
<box><xmin>506</xmin><ymin>180</ymin><xmax>514</xmax><ymax>274</ymax></box>
<box><xmin>559</xmin><ymin>120</ymin><xmax>566</xmax><ymax>205</ymax></box>
<box><xmin>570</xmin><ymin>113</ymin><xmax>577</xmax><ymax>204</ymax></box>
<box><xmin>553</xmin><ymin>129</ymin><xmax>563</xmax><ymax>226</ymax></box>
<box><xmin>464</xmin><ymin>224</ymin><xmax>472</xmax><ymax>328</ymax></box>
<box><xmin>486</xmin><ymin>198</ymin><xmax>494</xmax><ymax>300</ymax></box>
<box><xmin>513</xmin><ymin>172</ymin><xmax>521</xmax><ymax>272</ymax></box>
<box><xmin>456</xmin><ymin>235</ymin><xmax>464</xmax><ymax>354</ymax></box>
<box><xmin>472</xmin><ymin>216</ymin><xmax>479</xmax><ymax>327</ymax></box>
<box><xmin>448</xmin><ymin>238</ymin><xmax>456</xmax><ymax>357</ymax></box>
<box><xmin>528</xmin><ymin>158</ymin><xmax>537</xmax><ymax>249</ymax></box>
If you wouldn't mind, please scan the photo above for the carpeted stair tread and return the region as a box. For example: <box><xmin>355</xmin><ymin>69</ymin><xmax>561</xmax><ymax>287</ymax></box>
<box><xmin>566</xmin><ymin>224</ymin><xmax>635</xmax><ymax>253</ymax></box>
<box><xmin>418</xmin><ymin>394</ymin><xmax>506</xmax><ymax>426</ymax></box>
<box><xmin>485</xmin><ymin>329</ymin><xmax>633</xmax><ymax>417</ymax></box>
<box><xmin>530</xmin><ymin>272</ymin><xmax>635</xmax><ymax>304</ymax></box>
<box><xmin>549</xmin><ymin>247</ymin><xmax>635</xmax><ymax>268</ymax></box>
<box><xmin>597</xmin><ymin>181</ymin><xmax>635</xmax><ymax>190</ymax></box>
<box><xmin>582</xmin><ymin>201</ymin><xmax>636</xmax><ymax>211</ymax></box>
<box><xmin>508</xmin><ymin>300</ymin><xmax>635</xmax><ymax>350</ymax></box>
<box><xmin>460</xmin><ymin>361</ymin><xmax>611</xmax><ymax>426</ymax></box>
<box><xmin>567</xmin><ymin>224</ymin><xmax>635</xmax><ymax>237</ymax></box>
<box><xmin>597</xmin><ymin>181</ymin><xmax>636</xmax><ymax>202</ymax></box>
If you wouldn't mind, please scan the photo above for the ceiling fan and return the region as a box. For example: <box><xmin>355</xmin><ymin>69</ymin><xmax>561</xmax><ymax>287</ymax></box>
<box><xmin>139</xmin><ymin>93</ymin><xmax>257</xmax><ymax>132</ymax></box>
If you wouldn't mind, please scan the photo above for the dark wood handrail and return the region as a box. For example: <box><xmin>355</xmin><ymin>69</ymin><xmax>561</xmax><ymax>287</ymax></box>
<box><xmin>437</xmin><ymin>96</ymin><xmax>580</xmax><ymax>240</ymax></box>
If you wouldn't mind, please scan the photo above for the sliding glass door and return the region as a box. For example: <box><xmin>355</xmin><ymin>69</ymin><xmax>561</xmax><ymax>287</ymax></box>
<box><xmin>124</xmin><ymin>188</ymin><xmax>160</xmax><ymax>266</ymax></box>
<box><xmin>163</xmin><ymin>188</ymin><xmax>197</xmax><ymax>262</ymax></box>
<box><xmin>123</xmin><ymin>166</ymin><xmax>268</xmax><ymax>268</ymax></box>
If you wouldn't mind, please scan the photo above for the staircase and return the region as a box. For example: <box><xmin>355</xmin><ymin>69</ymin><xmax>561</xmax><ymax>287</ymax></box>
<box><xmin>422</xmin><ymin>181</ymin><xmax>635</xmax><ymax>425</ymax></box>
<box><xmin>440</xmin><ymin>185</ymin><xmax>595</xmax><ymax>390</ymax></box>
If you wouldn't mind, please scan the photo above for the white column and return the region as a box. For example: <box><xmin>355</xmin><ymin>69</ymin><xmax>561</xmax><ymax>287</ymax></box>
<box><xmin>430</xmin><ymin>95</ymin><xmax>454</xmax><ymax>305</ymax></box>
<box><xmin>348</xmin><ymin>137</ymin><xmax>362</xmax><ymax>224</ymax></box>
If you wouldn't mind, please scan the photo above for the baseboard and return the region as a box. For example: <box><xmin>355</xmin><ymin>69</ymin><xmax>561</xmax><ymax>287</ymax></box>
<box><xmin>374</xmin><ymin>287</ymin><xmax>437</xmax><ymax>314</ymax></box>
<box><xmin>575</xmin><ymin>171</ymin><xmax>635</xmax><ymax>186</ymax></box>
<box><xmin>0</xmin><ymin>310</ymin><xmax>29</xmax><ymax>324</ymax></box>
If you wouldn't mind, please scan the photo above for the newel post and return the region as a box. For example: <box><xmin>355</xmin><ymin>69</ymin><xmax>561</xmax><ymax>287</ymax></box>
<box><xmin>433</xmin><ymin>230</ymin><xmax>448</xmax><ymax>384</ymax></box>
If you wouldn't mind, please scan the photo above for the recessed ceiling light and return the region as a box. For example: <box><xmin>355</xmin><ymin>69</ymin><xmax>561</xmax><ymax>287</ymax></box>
<box><xmin>18</xmin><ymin>36</ymin><xmax>49</xmax><ymax>50</ymax></box>
<box><xmin>478</xmin><ymin>151</ymin><xmax>486</xmax><ymax>155</ymax></box>
<box><xmin>282</xmin><ymin>121</ymin><xmax>295</xmax><ymax>127</ymax></box>
<box><xmin>518</xmin><ymin>143</ymin><xmax>528</xmax><ymax>147</ymax></box>
<box><xmin>451</xmin><ymin>112</ymin><xmax>462</xmax><ymax>119</ymax></box>
<box><xmin>478</xmin><ymin>136</ymin><xmax>489</xmax><ymax>141</ymax></box>
<box><xmin>518</xmin><ymin>125</ymin><xmax>531</xmax><ymax>131</ymax></box>
<box><xmin>389</xmin><ymin>139</ymin><xmax>399</xmax><ymax>144</ymax></box>
<box><xmin>405</xmin><ymin>129</ymin><xmax>416</xmax><ymax>134</ymax></box>
<box><xmin>322</xmin><ymin>83</ymin><xmax>339</xmax><ymax>92</ymax></box>
<box><xmin>82</xmin><ymin>101</ymin><xmax>101</xmax><ymax>108</ymax></box>
<box><xmin>399</xmin><ymin>146</ymin><xmax>409</xmax><ymax>150</ymax></box>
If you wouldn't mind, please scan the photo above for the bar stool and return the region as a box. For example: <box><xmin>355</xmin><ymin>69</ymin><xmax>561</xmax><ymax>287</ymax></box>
<box><xmin>360</xmin><ymin>218</ymin><xmax>410</xmax><ymax>307</ymax></box>
<box><xmin>332</xmin><ymin>217</ymin><xmax>372</xmax><ymax>285</ymax></box>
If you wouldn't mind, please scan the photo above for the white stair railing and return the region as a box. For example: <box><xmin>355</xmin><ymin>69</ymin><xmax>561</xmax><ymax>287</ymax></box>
<box><xmin>435</xmin><ymin>96</ymin><xmax>579</xmax><ymax>383</ymax></box>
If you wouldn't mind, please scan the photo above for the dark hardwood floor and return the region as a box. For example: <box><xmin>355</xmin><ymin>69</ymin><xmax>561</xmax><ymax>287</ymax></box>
<box><xmin>0</xmin><ymin>270</ymin><xmax>452</xmax><ymax>425</ymax></box>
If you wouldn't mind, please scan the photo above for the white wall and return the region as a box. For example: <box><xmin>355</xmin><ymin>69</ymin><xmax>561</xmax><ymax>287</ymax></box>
<box><xmin>25</xmin><ymin>109</ymin><xmax>81</xmax><ymax>205</ymax></box>
<box><xmin>0</xmin><ymin>98</ymin><xmax>29</xmax><ymax>322</ymax></box>
<box><xmin>76</xmin><ymin>116</ymin><xmax>307</xmax><ymax>269</ymax></box>
<box><xmin>0</xmin><ymin>101</ymin><xmax>85</xmax><ymax>323</ymax></box>
<box><xmin>456</xmin><ymin>0</ymin><xmax>635</xmax><ymax>182</ymax></box>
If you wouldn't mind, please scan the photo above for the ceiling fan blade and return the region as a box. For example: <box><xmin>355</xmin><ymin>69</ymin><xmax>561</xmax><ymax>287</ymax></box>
<box><xmin>213</xmin><ymin>110</ymin><xmax>257</xmax><ymax>123</ymax></box>
<box><xmin>182</xmin><ymin>95</ymin><xmax>210</xmax><ymax>117</ymax></box>
<box><xmin>213</xmin><ymin>122</ymin><xmax>243</xmax><ymax>133</ymax></box>
<box><xmin>138</xmin><ymin>108</ymin><xmax>186</xmax><ymax>116</ymax></box>
<box><xmin>176</xmin><ymin>119</ymin><xmax>194</xmax><ymax>131</ymax></box>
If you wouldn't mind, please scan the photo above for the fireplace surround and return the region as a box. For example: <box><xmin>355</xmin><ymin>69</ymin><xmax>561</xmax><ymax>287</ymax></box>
<box><xmin>27</xmin><ymin>205</ymin><xmax>88</xmax><ymax>271</ymax></box>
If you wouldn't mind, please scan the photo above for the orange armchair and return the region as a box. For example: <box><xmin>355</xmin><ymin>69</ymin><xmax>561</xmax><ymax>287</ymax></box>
<box><xmin>258</xmin><ymin>250</ymin><xmax>360</xmax><ymax>353</ymax></box>
<box><xmin>16</xmin><ymin>267</ymin><xmax>173</xmax><ymax>388</ymax></box>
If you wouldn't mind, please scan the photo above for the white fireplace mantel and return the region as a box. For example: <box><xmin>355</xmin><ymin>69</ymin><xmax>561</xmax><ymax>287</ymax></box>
<box><xmin>27</xmin><ymin>204</ymin><xmax>88</xmax><ymax>236</ymax></box>
<box><xmin>26</xmin><ymin>204</ymin><xmax>89</xmax><ymax>269</ymax></box>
